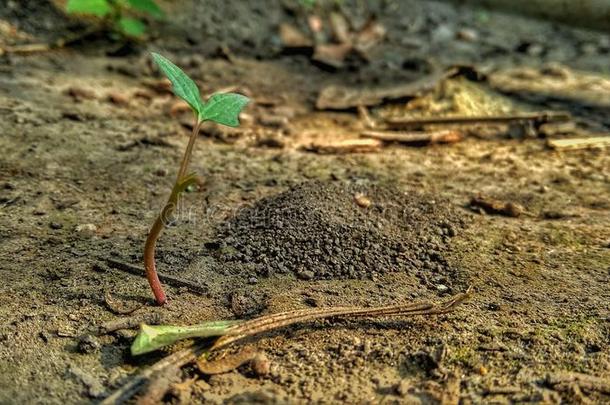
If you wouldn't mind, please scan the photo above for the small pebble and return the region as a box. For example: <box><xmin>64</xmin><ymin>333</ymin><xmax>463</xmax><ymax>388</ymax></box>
<box><xmin>297</xmin><ymin>270</ymin><xmax>315</xmax><ymax>281</ymax></box>
<box><xmin>251</xmin><ymin>353</ymin><xmax>271</xmax><ymax>377</ymax></box>
<box><xmin>436</xmin><ymin>284</ymin><xmax>449</xmax><ymax>293</ymax></box>
<box><xmin>75</xmin><ymin>223</ymin><xmax>97</xmax><ymax>234</ymax></box>
<box><xmin>78</xmin><ymin>335</ymin><xmax>101</xmax><ymax>354</ymax></box>
<box><xmin>354</xmin><ymin>193</ymin><xmax>372</xmax><ymax>208</ymax></box>
<box><xmin>396</xmin><ymin>379</ymin><xmax>411</xmax><ymax>396</ymax></box>
<box><xmin>155</xmin><ymin>167</ymin><xmax>168</xmax><ymax>177</ymax></box>
<box><xmin>49</xmin><ymin>222</ymin><xmax>63</xmax><ymax>230</ymax></box>
<box><xmin>456</xmin><ymin>28</ymin><xmax>478</xmax><ymax>42</ymax></box>
<box><xmin>107</xmin><ymin>92</ymin><xmax>129</xmax><ymax>106</ymax></box>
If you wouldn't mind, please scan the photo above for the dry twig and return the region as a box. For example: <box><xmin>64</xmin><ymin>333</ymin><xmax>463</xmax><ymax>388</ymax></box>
<box><xmin>104</xmin><ymin>258</ymin><xmax>208</xmax><ymax>296</ymax></box>
<box><xmin>361</xmin><ymin>129</ymin><xmax>463</xmax><ymax>146</ymax></box>
<box><xmin>385</xmin><ymin>111</ymin><xmax>570</xmax><ymax>130</ymax></box>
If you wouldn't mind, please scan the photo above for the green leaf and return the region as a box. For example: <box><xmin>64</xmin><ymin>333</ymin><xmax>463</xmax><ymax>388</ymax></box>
<box><xmin>200</xmin><ymin>93</ymin><xmax>250</xmax><ymax>127</ymax></box>
<box><xmin>151</xmin><ymin>52</ymin><xmax>204</xmax><ymax>116</ymax></box>
<box><xmin>117</xmin><ymin>17</ymin><xmax>147</xmax><ymax>37</ymax></box>
<box><xmin>66</xmin><ymin>0</ymin><xmax>111</xmax><ymax>17</ymax></box>
<box><xmin>127</xmin><ymin>0</ymin><xmax>164</xmax><ymax>19</ymax></box>
<box><xmin>131</xmin><ymin>320</ymin><xmax>242</xmax><ymax>355</ymax></box>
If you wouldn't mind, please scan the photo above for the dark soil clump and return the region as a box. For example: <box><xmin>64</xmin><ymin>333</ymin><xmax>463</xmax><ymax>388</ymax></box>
<box><xmin>211</xmin><ymin>181</ymin><xmax>467</xmax><ymax>283</ymax></box>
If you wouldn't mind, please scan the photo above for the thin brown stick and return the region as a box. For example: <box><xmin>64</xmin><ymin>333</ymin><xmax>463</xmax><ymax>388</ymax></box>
<box><xmin>0</xmin><ymin>27</ymin><xmax>99</xmax><ymax>55</ymax></box>
<box><xmin>385</xmin><ymin>111</ymin><xmax>571</xmax><ymax>129</ymax></box>
<box><xmin>104</xmin><ymin>258</ymin><xmax>208</xmax><ymax>295</ymax></box>
<box><xmin>361</xmin><ymin>129</ymin><xmax>463</xmax><ymax>145</ymax></box>
<box><xmin>212</xmin><ymin>289</ymin><xmax>471</xmax><ymax>350</ymax></box>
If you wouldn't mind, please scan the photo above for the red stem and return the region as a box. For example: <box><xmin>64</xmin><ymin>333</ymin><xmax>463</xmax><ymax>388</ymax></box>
<box><xmin>144</xmin><ymin>120</ymin><xmax>202</xmax><ymax>305</ymax></box>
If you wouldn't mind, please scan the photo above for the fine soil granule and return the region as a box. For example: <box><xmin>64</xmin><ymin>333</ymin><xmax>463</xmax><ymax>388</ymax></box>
<box><xmin>210</xmin><ymin>181</ymin><xmax>467</xmax><ymax>285</ymax></box>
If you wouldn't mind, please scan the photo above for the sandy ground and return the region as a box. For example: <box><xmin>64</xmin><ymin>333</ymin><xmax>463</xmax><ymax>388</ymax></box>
<box><xmin>0</xmin><ymin>1</ymin><xmax>609</xmax><ymax>403</ymax></box>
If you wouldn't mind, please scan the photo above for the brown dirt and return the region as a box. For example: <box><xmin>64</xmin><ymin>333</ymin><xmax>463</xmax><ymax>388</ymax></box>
<box><xmin>214</xmin><ymin>181</ymin><xmax>466</xmax><ymax>283</ymax></box>
<box><xmin>0</xmin><ymin>1</ymin><xmax>609</xmax><ymax>404</ymax></box>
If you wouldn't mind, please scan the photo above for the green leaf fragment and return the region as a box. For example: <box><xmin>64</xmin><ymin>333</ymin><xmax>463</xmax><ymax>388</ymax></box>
<box><xmin>151</xmin><ymin>52</ymin><xmax>205</xmax><ymax>116</ymax></box>
<box><xmin>199</xmin><ymin>93</ymin><xmax>250</xmax><ymax>127</ymax></box>
<box><xmin>131</xmin><ymin>320</ymin><xmax>242</xmax><ymax>355</ymax></box>
<box><xmin>66</xmin><ymin>0</ymin><xmax>111</xmax><ymax>17</ymax></box>
<box><xmin>117</xmin><ymin>17</ymin><xmax>147</xmax><ymax>37</ymax></box>
<box><xmin>127</xmin><ymin>0</ymin><xmax>164</xmax><ymax>19</ymax></box>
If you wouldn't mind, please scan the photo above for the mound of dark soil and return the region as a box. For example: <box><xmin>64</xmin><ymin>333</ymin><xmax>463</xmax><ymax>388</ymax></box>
<box><xmin>209</xmin><ymin>181</ymin><xmax>467</xmax><ymax>283</ymax></box>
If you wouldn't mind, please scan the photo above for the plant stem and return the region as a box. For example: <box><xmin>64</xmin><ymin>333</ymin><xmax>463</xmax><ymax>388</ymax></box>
<box><xmin>144</xmin><ymin>119</ymin><xmax>203</xmax><ymax>305</ymax></box>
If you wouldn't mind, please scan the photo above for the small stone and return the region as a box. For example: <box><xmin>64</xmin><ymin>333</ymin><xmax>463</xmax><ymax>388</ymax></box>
<box><xmin>297</xmin><ymin>270</ymin><xmax>314</xmax><ymax>281</ymax></box>
<box><xmin>78</xmin><ymin>335</ymin><xmax>101</xmax><ymax>354</ymax></box>
<box><xmin>65</xmin><ymin>86</ymin><xmax>96</xmax><ymax>102</ymax></box>
<box><xmin>251</xmin><ymin>353</ymin><xmax>271</xmax><ymax>377</ymax></box>
<box><xmin>436</xmin><ymin>284</ymin><xmax>449</xmax><ymax>293</ymax></box>
<box><xmin>259</xmin><ymin>113</ymin><xmax>288</xmax><ymax>128</ymax></box>
<box><xmin>155</xmin><ymin>167</ymin><xmax>168</xmax><ymax>177</ymax></box>
<box><xmin>354</xmin><ymin>193</ymin><xmax>372</xmax><ymax>208</ymax></box>
<box><xmin>248</xmin><ymin>277</ymin><xmax>258</xmax><ymax>284</ymax></box>
<box><xmin>50</xmin><ymin>222</ymin><xmax>63</xmax><ymax>230</ymax></box>
<box><xmin>456</xmin><ymin>28</ymin><xmax>478</xmax><ymax>42</ymax></box>
<box><xmin>75</xmin><ymin>223</ymin><xmax>97</xmax><ymax>234</ymax></box>
<box><xmin>527</xmin><ymin>43</ymin><xmax>545</xmax><ymax>56</ymax></box>
<box><xmin>107</xmin><ymin>92</ymin><xmax>129</xmax><ymax>106</ymax></box>
<box><xmin>396</xmin><ymin>379</ymin><xmax>412</xmax><ymax>396</ymax></box>
<box><xmin>432</xmin><ymin>25</ymin><xmax>453</xmax><ymax>43</ymax></box>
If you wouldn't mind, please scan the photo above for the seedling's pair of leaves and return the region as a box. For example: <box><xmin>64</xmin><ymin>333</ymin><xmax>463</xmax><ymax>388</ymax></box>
<box><xmin>151</xmin><ymin>53</ymin><xmax>250</xmax><ymax>125</ymax></box>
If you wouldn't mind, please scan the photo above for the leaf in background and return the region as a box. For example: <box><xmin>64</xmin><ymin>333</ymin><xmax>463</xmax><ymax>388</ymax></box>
<box><xmin>200</xmin><ymin>93</ymin><xmax>250</xmax><ymax>127</ymax></box>
<box><xmin>66</xmin><ymin>0</ymin><xmax>111</xmax><ymax>17</ymax></box>
<box><xmin>151</xmin><ymin>52</ymin><xmax>204</xmax><ymax>116</ymax></box>
<box><xmin>117</xmin><ymin>17</ymin><xmax>147</xmax><ymax>37</ymax></box>
<box><xmin>127</xmin><ymin>0</ymin><xmax>164</xmax><ymax>19</ymax></box>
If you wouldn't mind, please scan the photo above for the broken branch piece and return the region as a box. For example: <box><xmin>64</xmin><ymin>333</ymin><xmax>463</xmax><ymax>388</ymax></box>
<box><xmin>361</xmin><ymin>129</ymin><xmax>463</xmax><ymax>146</ymax></box>
<box><xmin>386</xmin><ymin>111</ymin><xmax>571</xmax><ymax>130</ymax></box>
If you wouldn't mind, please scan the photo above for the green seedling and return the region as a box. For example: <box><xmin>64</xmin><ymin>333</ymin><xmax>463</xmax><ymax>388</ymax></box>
<box><xmin>145</xmin><ymin>53</ymin><xmax>249</xmax><ymax>305</ymax></box>
<box><xmin>66</xmin><ymin>0</ymin><xmax>164</xmax><ymax>38</ymax></box>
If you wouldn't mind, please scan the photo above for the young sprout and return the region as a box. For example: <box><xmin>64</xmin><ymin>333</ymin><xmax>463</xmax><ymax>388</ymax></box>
<box><xmin>145</xmin><ymin>53</ymin><xmax>249</xmax><ymax>305</ymax></box>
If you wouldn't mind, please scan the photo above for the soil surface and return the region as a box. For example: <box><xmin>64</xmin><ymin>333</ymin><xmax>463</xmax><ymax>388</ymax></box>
<box><xmin>0</xmin><ymin>1</ymin><xmax>609</xmax><ymax>404</ymax></box>
<box><xmin>214</xmin><ymin>181</ymin><xmax>466</xmax><ymax>282</ymax></box>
